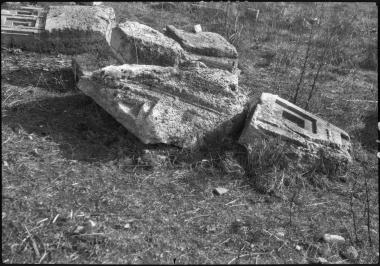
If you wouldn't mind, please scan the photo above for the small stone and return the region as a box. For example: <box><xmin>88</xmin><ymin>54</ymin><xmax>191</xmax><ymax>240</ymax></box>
<box><xmin>295</xmin><ymin>245</ymin><xmax>302</xmax><ymax>251</ymax></box>
<box><xmin>318</xmin><ymin>244</ymin><xmax>332</xmax><ymax>257</ymax></box>
<box><xmin>316</xmin><ymin>257</ymin><xmax>328</xmax><ymax>264</ymax></box>
<box><xmin>276</xmin><ymin>231</ymin><xmax>285</xmax><ymax>238</ymax></box>
<box><xmin>194</xmin><ymin>24</ymin><xmax>202</xmax><ymax>33</ymax></box>
<box><xmin>124</xmin><ymin>223</ymin><xmax>131</xmax><ymax>229</ymax></box>
<box><xmin>323</xmin><ymin>234</ymin><xmax>345</xmax><ymax>244</ymax></box>
<box><xmin>275</xmin><ymin>228</ymin><xmax>286</xmax><ymax>238</ymax></box>
<box><xmin>73</xmin><ymin>225</ymin><xmax>86</xmax><ymax>234</ymax></box>
<box><xmin>87</xmin><ymin>219</ymin><xmax>96</xmax><ymax>228</ymax></box>
<box><xmin>342</xmin><ymin>246</ymin><xmax>358</xmax><ymax>260</ymax></box>
<box><xmin>212</xmin><ymin>187</ymin><xmax>229</xmax><ymax>196</ymax></box>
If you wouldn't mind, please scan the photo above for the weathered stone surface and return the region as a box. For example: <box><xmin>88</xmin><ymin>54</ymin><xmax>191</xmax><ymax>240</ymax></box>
<box><xmin>165</xmin><ymin>25</ymin><xmax>238</xmax><ymax>59</ymax></box>
<box><xmin>185</xmin><ymin>52</ymin><xmax>238</xmax><ymax>73</ymax></box>
<box><xmin>110</xmin><ymin>21</ymin><xmax>185</xmax><ymax>66</ymax></box>
<box><xmin>341</xmin><ymin>246</ymin><xmax>359</xmax><ymax>260</ymax></box>
<box><xmin>1</xmin><ymin>6</ymin><xmax>47</xmax><ymax>50</ymax></box>
<box><xmin>43</xmin><ymin>5</ymin><xmax>116</xmax><ymax>54</ymax></box>
<box><xmin>1</xmin><ymin>5</ymin><xmax>116</xmax><ymax>55</ymax></box>
<box><xmin>74</xmin><ymin>58</ymin><xmax>246</xmax><ymax>148</ymax></box>
<box><xmin>323</xmin><ymin>234</ymin><xmax>345</xmax><ymax>244</ymax></box>
<box><xmin>239</xmin><ymin>93</ymin><xmax>352</xmax><ymax>173</ymax></box>
<box><xmin>212</xmin><ymin>187</ymin><xmax>229</xmax><ymax>196</ymax></box>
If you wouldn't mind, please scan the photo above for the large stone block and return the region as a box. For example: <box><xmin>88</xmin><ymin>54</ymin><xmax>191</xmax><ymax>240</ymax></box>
<box><xmin>165</xmin><ymin>25</ymin><xmax>238</xmax><ymax>72</ymax></box>
<box><xmin>74</xmin><ymin>57</ymin><xmax>247</xmax><ymax>148</ymax></box>
<box><xmin>109</xmin><ymin>21</ymin><xmax>185</xmax><ymax>67</ymax></box>
<box><xmin>1</xmin><ymin>5</ymin><xmax>116</xmax><ymax>55</ymax></box>
<box><xmin>165</xmin><ymin>25</ymin><xmax>238</xmax><ymax>58</ymax></box>
<box><xmin>1</xmin><ymin>6</ymin><xmax>47</xmax><ymax>50</ymax></box>
<box><xmin>43</xmin><ymin>5</ymin><xmax>116</xmax><ymax>54</ymax></box>
<box><xmin>239</xmin><ymin>93</ymin><xmax>352</xmax><ymax>166</ymax></box>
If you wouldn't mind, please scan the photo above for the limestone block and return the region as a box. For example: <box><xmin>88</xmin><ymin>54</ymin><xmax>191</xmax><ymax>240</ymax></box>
<box><xmin>42</xmin><ymin>5</ymin><xmax>116</xmax><ymax>54</ymax></box>
<box><xmin>239</xmin><ymin>93</ymin><xmax>352</xmax><ymax>167</ymax></box>
<box><xmin>1</xmin><ymin>6</ymin><xmax>47</xmax><ymax>50</ymax></box>
<box><xmin>165</xmin><ymin>25</ymin><xmax>238</xmax><ymax>59</ymax></box>
<box><xmin>74</xmin><ymin>57</ymin><xmax>247</xmax><ymax>148</ymax></box>
<box><xmin>185</xmin><ymin>52</ymin><xmax>238</xmax><ymax>73</ymax></box>
<box><xmin>110</xmin><ymin>21</ymin><xmax>185</xmax><ymax>67</ymax></box>
<box><xmin>1</xmin><ymin>5</ymin><xmax>116</xmax><ymax>55</ymax></box>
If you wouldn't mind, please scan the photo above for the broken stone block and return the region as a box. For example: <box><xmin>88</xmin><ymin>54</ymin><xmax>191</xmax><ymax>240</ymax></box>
<box><xmin>43</xmin><ymin>5</ymin><xmax>116</xmax><ymax>54</ymax></box>
<box><xmin>239</xmin><ymin>93</ymin><xmax>352</xmax><ymax>173</ymax></box>
<box><xmin>165</xmin><ymin>25</ymin><xmax>238</xmax><ymax>58</ymax></box>
<box><xmin>165</xmin><ymin>25</ymin><xmax>238</xmax><ymax>72</ymax></box>
<box><xmin>74</xmin><ymin>58</ymin><xmax>247</xmax><ymax>148</ymax></box>
<box><xmin>110</xmin><ymin>21</ymin><xmax>185</xmax><ymax>67</ymax></box>
<box><xmin>185</xmin><ymin>53</ymin><xmax>238</xmax><ymax>73</ymax></box>
<box><xmin>1</xmin><ymin>5</ymin><xmax>116</xmax><ymax>55</ymax></box>
<box><xmin>1</xmin><ymin>6</ymin><xmax>47</xmax><ymax>50</ymax></box>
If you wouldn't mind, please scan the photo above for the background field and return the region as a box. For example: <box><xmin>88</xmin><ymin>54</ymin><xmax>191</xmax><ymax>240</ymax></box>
<box><xmin>2</xmin><ymin>2</ymin><xmax>378</xmax><ymax>264</ymax></box>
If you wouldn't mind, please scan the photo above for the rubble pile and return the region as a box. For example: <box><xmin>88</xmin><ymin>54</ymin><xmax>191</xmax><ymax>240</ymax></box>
<box><xmin>1</xmin><ymin>3</ymin><xmax>353</xmax><ymax>180</ymax></box>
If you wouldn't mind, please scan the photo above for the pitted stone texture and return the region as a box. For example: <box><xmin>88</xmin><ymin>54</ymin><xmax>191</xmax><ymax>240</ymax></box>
<box><xmin>185</xmin><ymin>53</ymin><xmax>238</xmax><ymax>73</ymax></box>
<box><xmin>75</xmin><ymin>61</ymin><xmax>246</xmax><ymax>148</ymax></box>
<box><xmin>42</xmin><ymin>5</ymin><xmax>116</xmax><ymax>54</ymax></box>
<box><xmin>165</xmin><ymin>25</ymin><xmax>238</xmax><ymax>59</ymax></box>
<box><xmin>110</xmin><ymin>21</ymin><xmax>185</xmax><ymax>66</ymax></box>
<box><xmin>239</xmin><ymin>93</ymin><xmax>352</xmax><ymax>168</ymax></box>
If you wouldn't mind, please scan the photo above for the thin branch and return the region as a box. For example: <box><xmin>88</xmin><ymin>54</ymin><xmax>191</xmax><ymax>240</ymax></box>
<box><xmin>292</xmin><ymin>24</ymin><xmax>314</xmax><ymax>104</ymax></box>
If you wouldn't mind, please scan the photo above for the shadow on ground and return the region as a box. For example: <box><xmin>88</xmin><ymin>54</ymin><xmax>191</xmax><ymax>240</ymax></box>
<box><xmin>351</xmin><ymin>109</ymin><xmax>378</xmax><ymax>152</ymax></box>
<box><xmin>4</xmin><ymin>68</ymin><xmax>76</xmax><ymax>93</ymax></box>
<box><xmin>2</xmin><ymin>94</ymin><xmax>149</xmax><ymax>162</ymax></box>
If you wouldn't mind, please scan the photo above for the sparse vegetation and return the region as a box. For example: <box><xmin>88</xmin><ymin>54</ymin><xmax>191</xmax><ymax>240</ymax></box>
<box><xmin>2</xmin><ymin>2</ymin><xmax>378</xmax><ymax>264</ymax></box>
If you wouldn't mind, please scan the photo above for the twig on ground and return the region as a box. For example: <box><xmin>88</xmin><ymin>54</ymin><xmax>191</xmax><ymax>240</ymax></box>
<box><xmin>24</xmin><ymin>225</ymin><xmax>40</xmax><ymax>259</ymax></box>
<box><xmin>228</xmin><ymin>203</ymin><xmax>247</xmax><ymax>208</ymax></box>
<box><xmin>228</xmin><ymin>253</ymin><xmax>267</xmax><ymax>264</ymax></box>
<box><xmin>38</xmin><ymin>251</ymin><xmax>48</xmax><ymax>264</ymax></box>
<box><xmin>305</xmin><ymin>202</ymin><xmax>330</xmax><ymax>207</ymax></box>
<box><xmin>36</xmin><ymin>218</ymin><xmax>49</xmax><ymax>224</ymax></box>
<box><xmin>341</xmin><ymin>99</ymin><xmax>378</xmax><ymax>103</ymax></box>
<box><xmin>225</xmin><ymin>199</ymin><xmax>239</xmax><ymax>205</ymax></box>
<box><xmin>185</xmin><ymin>214</ymin><xmax>210</xmax><ymax>223</ymax></box>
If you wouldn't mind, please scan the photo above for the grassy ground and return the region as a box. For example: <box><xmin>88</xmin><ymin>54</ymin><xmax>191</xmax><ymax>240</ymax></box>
<box><xmin>2</xmin><ymin>2</ymin><xmax>378</xmax><ymax>264</ymax></box>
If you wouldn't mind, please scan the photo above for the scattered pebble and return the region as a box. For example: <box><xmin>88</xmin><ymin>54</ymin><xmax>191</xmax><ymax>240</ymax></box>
<box><xmin>318</xmin><ymin>244</ymin><xmax>331</xmax><ymax>257</ymax></box>
<box><xmin>87</xmin><ymin>219</ymin><xmax>96</xmax><ymax>228</ymax></box>
<box><xmin>212</xmin><ymin>187</ymin><xmax>229</xmax><ymax>196</ymax></box>
<box><xmin>323</xmin><ymin>234</ymin><xmax>345</xmax><ymax>244</ymax></box>
<box><xmin>316</xmin><ymin>257</ymin><xmax>328</xmax><ymax>264</ymax></box>
<box><xmin>275</xmin><ymin>229</ymin><xmax>285</xmax><ymax>238</ymax></box>
<box><xmin>295</xmin><ymin>245</ymin><xmax>302</xmax><ymax>251</ymax></box>
<box><xmin>124</xmin><ymin>223</ymin><xmax>131</xmax><ymax>229</ymax></box>
<box><xmin>73</xmin><ymin>225</ymin><xmax>85</xmax><ymax>234</ymax></box>
<box><xmin>341</xmin><ymin>246</ymin><xmax>358</xmax><ymax>260</ymax></box>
